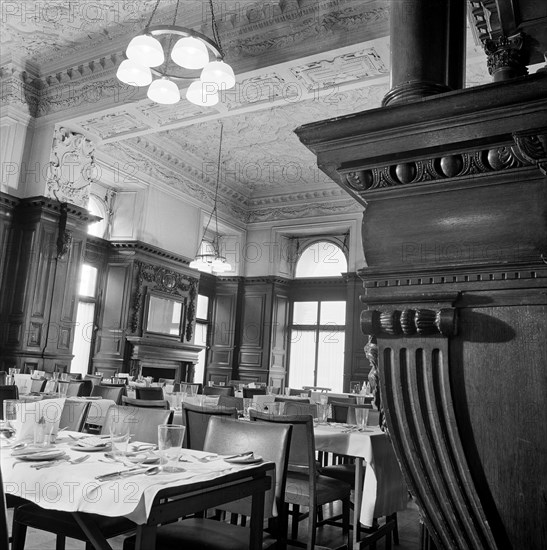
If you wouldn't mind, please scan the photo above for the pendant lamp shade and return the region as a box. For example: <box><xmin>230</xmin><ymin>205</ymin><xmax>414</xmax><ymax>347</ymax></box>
<box><xmin>126</xmin><ymin>34</ymin><xmax>165</xmax><ymax>67</ymax></box>
<box><xmin>171</xmin><ymin>37</ymin><xmax>209</xmax><ymax>69</ymax></box>
<box><xmin>186</xmin><ymin>81</ymin><xmax>219</xmax><ymax>106</ymax></box>
<box><xmin>147</xmin><ymin>78</ymin><xmax>180</xmax><ymax>104</ymax></box>
<box><xmin>200</xmin><ymin>61</ymin><xmax>236</xmax><ymax>89</ymax></box>
<box><xmin>116</xmin><ymin>59</ymin><xmax>153</xmax><ymax>86</ymax></box>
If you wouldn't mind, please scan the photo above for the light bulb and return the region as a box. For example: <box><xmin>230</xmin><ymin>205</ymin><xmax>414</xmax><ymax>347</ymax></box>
<box><xmin>147</xmin><ymin>78</ymin><xmax>180</xmax><ymax>104</ymax></box>
<box><xmin>171</xmin><ymin>37</ymin><xmax>209</xmax><ymax>69</ymax></box>
<box><xmin>186</xmin><ymin>81</ymin><xmax>219</xmax><ymax>106</ymax></box>
<box><xmin>200</xmin><ymin>61</ymin><xmax>236</xmax><ymax>89</ymax></box>
<box><xmin>116</xmin><ymin>59</ymin><xmax>152</xmax><ymax>86</ymax></box>
<box><xmin>126</xmin><ymin>34</ymin><xmax>164</xmax><ymax>67</ymax></box>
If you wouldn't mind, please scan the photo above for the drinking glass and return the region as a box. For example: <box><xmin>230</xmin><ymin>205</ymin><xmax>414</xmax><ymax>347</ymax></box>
<box><xmin>110</xmin><ymin>422</ymin><xmax>133</xmax><ymax>461</ymax></box>
<box><xmin>284</xmin><ymin>387</ymin><xmax>291</xmax><ymax>396</ymax></box>
<box><xmin>266</xmin><ymin>385</ymin><xmax>275</xmax><ymax>395</ymax></box>
<box><xmin>317</xmin><ymin>403</ymin><xmax>329</xmax><ymax>424</ymax></box>
<box><xmin>351</xmin><ymin>382</ymin><xmax>361</xmax><ymax>394</ymax></box>
<box><xmin>1</xmin><ymin>399</ymin><xmax>19</xmax><ymax>442</ymax></box>
<box><xmin>58</xmin><ymin>381</ymin><xmax>68</xmax><ymax>397</ymax></box>
<box><xmin>355</xmin><ymin>408</ymin><xmax>369</xmax><ymax>430</ymax></box>
<box><xmin>243</xmin><ymin>398</ymin><xmax>252</xmax><ymax>418</ymax></box>
<box><xmin>158</xmin><ymin>425</ymin><xmax>185</xmax><ymax>472</ymax></box>
<box><xmin>52</xmin><ymin>371</ymin><xmax>60</xmax><ymax>382</ymax></box>
<box><xmin>171</xmin><ymin>391</ymin><xmax>183</xmax><ymax>410</ymax></box>
<box><xmin>355</xmin><ymin>395</ymin><xmax>366</xmax><ymax>405</ymax></box>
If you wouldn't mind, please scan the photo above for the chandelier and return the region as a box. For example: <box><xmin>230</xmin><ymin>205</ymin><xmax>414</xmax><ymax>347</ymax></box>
<box><xmin>116</xmin><ymin>0</ymin><xmax>235</xmax><ymax>106</ymax></box>
<box><xmin>189</xmin><ymin>122</ymin><xmax>232</xmax><ymax>274</ymax></box>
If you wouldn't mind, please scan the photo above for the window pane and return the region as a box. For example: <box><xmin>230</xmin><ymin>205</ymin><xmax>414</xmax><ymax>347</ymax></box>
<box><xmin>71</xmin><ymin>302</ymin><xmax>95</xmax><ymax>376</ymax></box>
<box><xmin>295</xmin><ymin>241</ymin><xmax>347</xmax><ymax>278</ymax></box>
<box><xmin>193</xmin><ymin>321</ymin><xmax>208</xmax><ymax>385</ymax></box>
<box><xmin>87</xmin><ymin>195</ymin><xmax>108</xmax><ymax>238</ymax></box>
<box><xmin>320</xmin><ymin>301</ymin><xmax>346</xmax><ymax>325</ymax></box>
<box><xmin>79</xmin><ymin>265</ymin><xmax>98</xmax><ymax>297</ymax></box>
<box><xmin>317</xmin><ymin>330</ymin><xmax>345</xmax><ymax>392</ymax></box>
<box><xmin>196</xmin><ymin>294</ymin><xmax>209</xmax><ymax>320</ymax></box>
<box><xmin>292</xmin><ymin>302</ymin><xmax>318</xmax><ymax>325</ymax></box>
<box><xmin>288</xmin><ymin>330</ymin><xmax>316</xmax><ymax>389</ymax></box>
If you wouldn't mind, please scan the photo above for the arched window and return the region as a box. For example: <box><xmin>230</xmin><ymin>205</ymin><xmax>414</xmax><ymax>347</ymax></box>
<box><xmin>295</xmin><ymin>241</ymin><xmax>347</xmax><ymax>278</ymax></box>
<box><xmin>87</xmin><ymin>194</ymin><xmax>108</xmax><ymax>238</ymax></box>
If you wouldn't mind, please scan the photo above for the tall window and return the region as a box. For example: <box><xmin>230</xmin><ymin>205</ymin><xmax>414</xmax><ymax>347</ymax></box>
<box><xmin>71</xmin><ymin>264</ymin><xmax>98</xmax><ymax>376</ymax></box>
<box><xmin>193</xmin><ymin>294</ymin><xmax>210</xmax><ymax>384</ymax></box>
<box><xmin>288</xmin><ymin>240</ymin><xmax>348</xmax><ymax>392</ymax></box>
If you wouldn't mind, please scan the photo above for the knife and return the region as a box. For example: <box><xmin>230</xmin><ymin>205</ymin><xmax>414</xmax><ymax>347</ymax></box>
<box><xmin>223</xmin><ymin>451</ymin><xmax>254</xmax><ymax>460</ymax></box>
<box><xmin>95</xmin><ymin>467</ymin><xmax>148</xmax><ymax>481</ymax></box>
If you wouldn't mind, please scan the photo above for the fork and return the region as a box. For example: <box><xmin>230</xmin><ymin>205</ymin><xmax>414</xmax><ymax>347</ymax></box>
<box><xmin>32</xmin><ymin>455</ymin><xmax>90</xmax><ymax>469</ymax></box>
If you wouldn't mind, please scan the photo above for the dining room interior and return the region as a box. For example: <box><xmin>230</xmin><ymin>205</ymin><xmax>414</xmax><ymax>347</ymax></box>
<box><xmin>1</xmin><ymin>0</ymin><xmax>546</xmax><ymax>549</ymax></box>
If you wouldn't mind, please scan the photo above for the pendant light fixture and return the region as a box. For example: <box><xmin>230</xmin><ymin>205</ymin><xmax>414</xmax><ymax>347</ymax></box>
<box><xmin>116</xmin><ymin>0</ymin><xmax>235</xmax><ymax>106</ymax></box>
<box><xmin>189</xmin><ymin>122</ymin><xmax>232</xmax><ymax>274</ymax></box>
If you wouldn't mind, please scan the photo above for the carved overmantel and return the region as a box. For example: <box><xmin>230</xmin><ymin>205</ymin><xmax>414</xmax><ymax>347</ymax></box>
<box><xmin>296</xmin><ymin>74</ymin><xmax>547</xmax><ymax>549</ymax></box>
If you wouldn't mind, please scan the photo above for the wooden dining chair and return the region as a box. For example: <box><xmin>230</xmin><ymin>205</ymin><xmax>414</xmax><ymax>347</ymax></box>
<box><xmin>217</xmin><ymin>395</ymin><xmax>244</xmax><ymax>411</ymax></box>
<box><xmin>83</xmin><ymin>373</ymin><xmax>103</xmax><ymax>386</ymax></box>
<box><xmin>0</xmin><ymin>384</ymin><xmax>19</xmax><ymax>420</ymax></box>
<box><xmin>122</xmin><ymin>416</ymin><xmax>293</xmax><ymax>550</ymax></box>
<box><xmin>182</xmin><ymin>402</ymin><xmax>238</xmax><ymax>451</ymax></box>
<box><xmin>122</xmin><ymin>395</ymin><xmax>170</xmax><ymax>409</ymax></box>
<box><xmin>203</xmin><ymin>385</ymin><xmax>234</xmax><ymax>397</ymax></box>
<box><xmin>29</xmin><ymin>378</ymin><xmax>47</xmax><ymax>393</ymax></box>
<box><xmin>0</xmin><ymin>465</ymin><xmax>9</xmax><ymax>549</ymax></box>
<box><xmin>60</xmin><ymin>379</ymin><xmax>93</xmax><ymax>398</ymax></box>
<box><xmin>135</xmin><ymin>386</ymin><xmax>164</xmax><ymax>400</ymax></box>
<box><xmin>101</xmin><ymin>405</ymin><xmax>173</xmax><ymax>444</ymax></box>
<box><xmin>250</xmin><ymin>410</ymin><xmax>351</xmax><ymax>550</ymax></box>
<box><xmin>242</xmin><ymin>387</ymin><xmax>266</xmax><ymax>398</ymax></box>
<box><xmin>274</xmin><ymin>396</ymin><xmax>310</xmax><ymax>403</ymax></box>
<box><xmin>284</xmin><ymin>401</ymin><xmax>317</xmax><ymax>417</ymax></box>
<box><xmin>90</xmin><ymin>383</ymin><xmax>126</xmax><ymax>404</ymax></box>
<box><xmin>59</xmin><ymin>399</ymin><xmax>91</xmax><ymax>431</ymax></box>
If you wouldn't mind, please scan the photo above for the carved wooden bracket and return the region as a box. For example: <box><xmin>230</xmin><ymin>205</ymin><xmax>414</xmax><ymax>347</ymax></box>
<box><xmin>513</xmin><ymin>128</ymin><xmax>547</xmax><ymax>175</ymax></box>
<box><xmin>361</xmin><ymin>307</ymin><xmax>457</xmax><ymax>338</ymax></box>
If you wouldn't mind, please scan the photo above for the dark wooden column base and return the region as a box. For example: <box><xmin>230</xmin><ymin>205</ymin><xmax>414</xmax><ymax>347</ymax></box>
<box><xmin>382</xmin><ymin>81</ymin><xmax>452</xmax><ymax>107</ymax></box>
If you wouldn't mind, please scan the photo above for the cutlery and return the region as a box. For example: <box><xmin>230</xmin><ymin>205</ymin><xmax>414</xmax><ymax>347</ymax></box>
<box><xmin>222</xmin><ymin>451</ymin><xmax>254</xmax><ymax>460</ymax></box>
<box><xmin>95</xmin><ymin>465</ymin><xmax>163</xmax><ymax>481</ymax></box>
<box><xmin>32</xmin><ymin>455</ymin><xmax>90</xmax><ymax>469</ymax></box>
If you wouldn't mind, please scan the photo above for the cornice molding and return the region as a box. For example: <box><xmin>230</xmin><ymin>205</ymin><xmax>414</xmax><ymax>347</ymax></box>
<box><xmin>109</xmin><ymin>240</ymin><xmax>192</xmax><ymax>266</ymax></box>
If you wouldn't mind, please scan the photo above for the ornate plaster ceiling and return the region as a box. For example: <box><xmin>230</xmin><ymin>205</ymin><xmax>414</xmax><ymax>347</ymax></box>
<box><xmin>0</xmin><ymin>0</ymin><xmax>494</xmax><ymax>226</ymax></box>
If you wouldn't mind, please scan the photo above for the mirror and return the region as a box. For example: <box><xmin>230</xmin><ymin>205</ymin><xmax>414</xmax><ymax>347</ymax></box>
<box><xmin>145</xmin><ymin>294</ymin><xmax>184</xmax><ymax>337</ymax></box>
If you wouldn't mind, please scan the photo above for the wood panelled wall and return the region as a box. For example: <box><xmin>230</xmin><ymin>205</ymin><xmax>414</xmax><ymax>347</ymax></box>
<box><xmin>0</xmin><ymin>195</ymin><xmax>93</xmax><ymax>373</ymax></box>
<box><xmin>296</xmin><ymin>74</ymin><xmax>547</xmax><ymax>549</ymax></box>
<box><xmin>205</xmin><ymin>274</ymin><xmax>365</xmax><ymax>390</ymax></box>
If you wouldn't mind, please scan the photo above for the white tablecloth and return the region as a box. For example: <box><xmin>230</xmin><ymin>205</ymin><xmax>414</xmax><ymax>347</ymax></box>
<box><xmin>314</xmin><ymin>424</ymin><xmax>407</xmax><ymax>526</ymax></box>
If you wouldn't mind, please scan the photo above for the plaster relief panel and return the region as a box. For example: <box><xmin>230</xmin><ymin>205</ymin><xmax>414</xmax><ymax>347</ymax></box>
<box><xmin>46</xmin><ymin>127</ymin><xmax>96</xmax><ymax>207</ymax></box>
<box><xmin>290</xmin><ymin>47</ymin><xmax>388</xmax><ymax>90</ymax></box>
<box><xmin>79</xmin><ymin>112</ymin><xmax>149</xmax><ymax>140</ymax></box>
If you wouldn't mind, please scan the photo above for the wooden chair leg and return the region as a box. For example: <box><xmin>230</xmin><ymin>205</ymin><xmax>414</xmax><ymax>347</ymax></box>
<box><xmin>291</xmin><ymin>504</ymin><xmax>299</xmax><ymax>540</ymax></box>
<box><xmin>390</xmin><ymin>512</ymin><xmax>399</xmax><ymax>545</ymax></box>
<box><xmin>307</xmin><ymin>504</ymin><xmax>317</xmax><ymax>550</ymax></box>
<box><xmin>11</xmin><ymin>521</ymin><xmax>27</xmax><ymax>550</ymax></box>
<box><xmin>342</xmin><ymin>497</ymin><xmax>350</xmax><ymax>546</ymax></box>
<box><xmin>55</xmin><ymin>534</ymin><xmax>66</xmax><ymax>550</ymax></box>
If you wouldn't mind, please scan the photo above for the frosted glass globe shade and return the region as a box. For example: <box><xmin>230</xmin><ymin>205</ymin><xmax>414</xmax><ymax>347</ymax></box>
<box><xmin>116</xmin><ymin>60</ymin><xmax>152</xmax><ymax>86</ymax></box>
<box><xmin>147</xmin><ymin>78</ymin><xmax>180</xmax><ymax>104</ymax></box>
<box><xmin>126</xmin><ymin>34</ymin><xmax>164</xmax><ymax>67</ymax></box>
<box><xmin>186</xmin><ymin>81</ymin><xmax>219</xmax><ymax>106</ymax></box>
<box><xmin>200</xmin><ymin>61</ymin><xmax>235</xmax><ymax>89</ymax></box>
<box><xmin>171</xmin><ymin>37</ymin><xmax>209</xmax><ymax>69</ymax></box>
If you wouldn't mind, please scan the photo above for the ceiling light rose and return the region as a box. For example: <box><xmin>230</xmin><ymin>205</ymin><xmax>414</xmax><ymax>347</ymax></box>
<box><xmin>200</xmin><ymin>61</ymin><xmax>236</xmax><ymax>89</ymax></box>
<box><xmin>186</xmin><ymin>81</ymin><xmax>219</xmax><ymax>106</ymax></box>
<box><xmin>171</xmin><ymin>37</ymin><xmax>209</xmax><ymax>69</ymax></box>
<box><xmin>116</xmin><ymin>59</ymin><xmax>153</xmax><ymax>86</ymax></box>
<box><xmin>126</xmin><ymin>34</ymin><xmax>165</xmax><ymax>67</ymax></box>
<box><xmin>117</xmin><ymin>0</ymin><xmax>234</xmax><ymax>106</ymax></box>
<box><xmin>147</xmin><ymin>77</ymin><xmax>180</xmax><ymax>104</ymax></box>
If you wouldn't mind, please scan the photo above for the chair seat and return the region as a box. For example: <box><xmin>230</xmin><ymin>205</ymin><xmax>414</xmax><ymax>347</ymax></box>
<box><xmin>285</xmin><ymin>472</ymin><xmax>351</xmax><ymax>507</ymax></box>
<box><xmin>14</xmin><ymin>503</ymin><xmax>136</xmax><ymax>540</ymax></box>
<box><xmin>320</xmin><ymin>463</ymin><xmax>356</xmax><ymax>486</ymax></box>
<box><xmin>122</xmin><ymin>518</ymin><xmax>276</xmax><ymax>550</ymax></box>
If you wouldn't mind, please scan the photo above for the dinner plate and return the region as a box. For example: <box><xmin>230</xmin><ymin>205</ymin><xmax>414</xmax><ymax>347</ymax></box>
<box><xmin>105</xmin><ymin>451</ymin><xmax>160</xmax><ymax>464</ymax></box>
<box><xmin>71</xmin><ymin>442</ymin><xmax>111</xmax><ymax>452</ymax></box>
<box><xmin>16</xmin><ymin>449</ymin><xmax>66</xmax><ymax>461</ymax></box>
<box><xmin>224</xmin><ymin>455</ymin><xmax>263</xmax><ymax>464</ymax></box>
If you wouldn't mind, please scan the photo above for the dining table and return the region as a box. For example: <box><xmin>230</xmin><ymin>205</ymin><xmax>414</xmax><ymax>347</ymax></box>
<box><xmin>314</xmin><ymin>423</ymin><xmax>408</xmax><ymax>550</ymax></box>
<box><xmin>1</xmin><ymin>432</ymin><xmax>274</xmax><ymax>550</ymax></box>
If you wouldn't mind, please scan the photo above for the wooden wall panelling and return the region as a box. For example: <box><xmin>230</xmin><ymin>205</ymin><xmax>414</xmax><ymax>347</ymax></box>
<box><xmin>0</xmin><ymin>194</ymin><xmax>18</xmax><ymax>318</ymax></box>
<box><xmin>269</xmin><ymin>285</ymin><xmax>290</xmax><ymax>389</ymax></box>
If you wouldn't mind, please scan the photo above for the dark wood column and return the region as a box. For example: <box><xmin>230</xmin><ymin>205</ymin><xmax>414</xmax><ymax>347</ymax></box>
<box><xmin>383</xmin><ymin>0</ymin><xmax>466</xmax><ymax>106</ymax></box>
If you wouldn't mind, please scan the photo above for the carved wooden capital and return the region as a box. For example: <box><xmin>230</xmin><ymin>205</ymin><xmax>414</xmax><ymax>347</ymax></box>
<box><xmin>361</xmin><ymin>308</ymin><xmax>457</xmax><ymax>338</ymax></box>
<box><xmin>484</xmin><ymin>33</ymin><xmax>528</xmax><ymax>80</ymax></box>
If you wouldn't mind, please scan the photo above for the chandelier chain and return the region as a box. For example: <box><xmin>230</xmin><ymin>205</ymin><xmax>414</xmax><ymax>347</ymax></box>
<box><xmin>208</xmin><ymin>0</ymin><xmax>224</xmax><ymax>58</ymax></box>
<box><xmin>145</xmin><ymin>0</ymin><xmax>162</xmax><ymax>28</ymax></box>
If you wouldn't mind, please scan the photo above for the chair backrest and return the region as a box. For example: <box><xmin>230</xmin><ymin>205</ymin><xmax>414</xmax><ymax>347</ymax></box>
<box><xmin>101</xmin><ymin>405</ymin><xmax>173</xmax><ymax>444</ymax></box>
<box><xmin>0</xmin><ymin>464</ymin><xmax>9</xmax><ymax>550</ymax></box>
<box><xmin>242</xmin><ymin>387</ymin><xmax>266</xmax><ymax>398</ymax></box>
<box><xmin>202</xmin><ymin>385</ymin><xmax>234</xmax><ymax>397</ymax></box>
<box><xmin>217</xmin><ymin>395</ymin><xmax>243</xmax><ymax>410</ymax></box>
<box><xmin>59</xmin><ymin>400</ymin><xmax>90</xmax><ymax>431</ymax></box>
<box><xmin>29</xmin><ymin>378</ymin><xmax>46</xmax><ymax>393</ymax></box>
<box><xmin>204</xmin><ymin>416</ymin><xmax>292</xmax><ymax>519</ymax></box>
<box><xmin>60</xmin><ymin>379</ymin><xmax>93</xmax><ymax>398</ymax></box>
<box><xmin>84</xmin><ymin>374</ymin><xmax>103</xmax><ymax>386</ymax></box>
<box><xmin>250</xmin><ymin>411</ymin><xmax>316</xmax><ymax>478</ymax></box>
<box><xmin>274</xmin><ymin>396</ymin><xmax>310</xmax><ymax>403</ymax></box>
<box><xmin>0</xmin><ymin>371</ymin><xmax>6</xmax><ymax>385</ymax></box>
<box><xmin>0</xmin><ymin>385</ymin><xmax>19</xmax><ymax>420</ymax></box>
<box><xmin>182</xmin><ymin>402</ymin><xmax>238</xmax><ymax>450</ymax></box>
<box><xmin>284</xmin><ymin>401</ymin><xmax>317</xmax><ymax>417</ymax></box>
<box><xmin>135</xmin><ymin>386</ymin><xmax>165</xmax><ymax>400</ymax></box>
<box><xmin>90</xmin><ymin>384</ymin><xmax>126</xmax><ymax>404</ymax></box>
<box><xmin>122</xmin><ymin>395</ymin><xmax>170</xmax><ymax>409</ymax></box>
<box><xmin>158</xmin><ymin>378</ymin><xmax>175</xmax><ymax>386</ymax></box>
<box><xmin>330</xmin><ymin>402</ymin><xmax>372</xmax><ymax>424</ymax></box>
